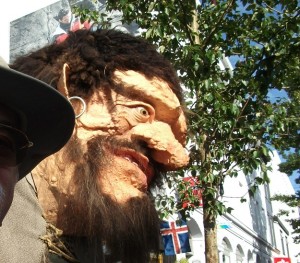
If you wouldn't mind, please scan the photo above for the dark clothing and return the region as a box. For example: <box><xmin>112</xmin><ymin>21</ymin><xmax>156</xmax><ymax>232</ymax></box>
<box><xmin>0</xmin><ymin>175</ymin><xmax>105</xmax><ymax>263</ymax></box>
<box><xmin>0</xmin><ymin>174</ymin><xmax>79</xmax><ymax>263</ymax></box>
<box><xmin>0</xmin><ymin>175</ymin><xmax>48</xmax><ymax>263</ymax></box>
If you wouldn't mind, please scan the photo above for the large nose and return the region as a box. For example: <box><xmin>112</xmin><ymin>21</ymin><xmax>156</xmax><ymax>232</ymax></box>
<box><xmin>130</xmin><ymin>120</ymin><xmax>189</xmax><ymax>171</ymax></box>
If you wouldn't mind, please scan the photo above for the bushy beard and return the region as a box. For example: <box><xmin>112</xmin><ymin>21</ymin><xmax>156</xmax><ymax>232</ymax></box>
<box><xmin>57</xmin><ymin>135</ymin><xmax>161</xmax><ymax>263</ymax></box>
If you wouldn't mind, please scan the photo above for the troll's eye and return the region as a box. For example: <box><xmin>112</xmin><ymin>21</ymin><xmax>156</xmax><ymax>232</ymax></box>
<box><xmin>137</xmin><ymin>106</ymin><xmax>150</xmax><ymax>117</ymax></box>
<box><xmin>126</xmin><ymin>106</ymin><xmax>152</xmax><ymax>124</ymax></box>
<box><xmin>115</xmin><ymin>103</ymin><xmax>155</xmax><ymax>126</ymax></box>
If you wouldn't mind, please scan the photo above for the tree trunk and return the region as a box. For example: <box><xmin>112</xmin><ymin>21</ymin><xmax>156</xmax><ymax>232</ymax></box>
<box><xmin>203</xmin><ymin>201</ymin><xmax>219</xmax><ymax>263</ymax></box>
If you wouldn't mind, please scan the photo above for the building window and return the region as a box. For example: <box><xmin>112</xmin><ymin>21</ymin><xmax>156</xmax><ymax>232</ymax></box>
<box><xmin>285</xmin><ymin>236</ymin><xmax>290</xmax><ymax>257</ymax></box>
<box><xmin>268</xmin><ymin>214</ymin><xmax>276</xmax><ymax>246</ymax></box>
<box><xmin>247</xmin><ymin>250</ymin><xmax>253</xmax><ymax>263</ymax></box>
<box><xmin>222</xmin><ymin>238</ymin><xmax>232</xmax><ymax>263</ymax></box>
<box><xmin>236</xmin><ymin>245</ymin><xmax>244</xmax><ymax>263</ymax></box>
<box><xmin>280</xmin><ymin>230</ymin><xmax>286</xmax><ymax>255</ymax></box>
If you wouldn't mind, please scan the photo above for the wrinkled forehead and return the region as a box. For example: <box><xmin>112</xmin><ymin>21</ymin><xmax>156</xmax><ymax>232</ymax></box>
<box><xmin>113</xmin><ymin>70</ymin><xmax>184</xmax><ymax>123</ymax></box>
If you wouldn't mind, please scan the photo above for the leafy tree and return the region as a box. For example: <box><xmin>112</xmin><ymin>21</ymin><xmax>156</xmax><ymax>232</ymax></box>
<box><xmin>271</xmin><ymin>56</ymin><xmax>300</xmax><ymax>244</ymax></box>
<box><xmin>74</xmin><ymin>1</ymin><xmax>300</xmax><ymax>262</ymax></box>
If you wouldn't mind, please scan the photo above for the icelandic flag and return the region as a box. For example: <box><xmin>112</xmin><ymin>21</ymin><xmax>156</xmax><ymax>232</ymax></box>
<box><xmin>160</xmin><ymin>219</ymin><xmax>191</xmax><ymax>255</ymax></box>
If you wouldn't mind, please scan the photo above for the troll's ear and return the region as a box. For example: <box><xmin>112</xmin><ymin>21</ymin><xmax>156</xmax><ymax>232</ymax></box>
<box><xmin>57</xmin><ymin>63</ymin><xmax>70</xmax><ymax>98</ymax></box>
<box><xmin>57</xmin><ymin>63</ymin><xmax>86</xmax><ymax>119</ymax></box>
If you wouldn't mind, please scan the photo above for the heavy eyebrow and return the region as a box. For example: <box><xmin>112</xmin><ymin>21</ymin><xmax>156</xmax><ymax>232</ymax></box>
<box><xmin>112</xmin><ymin>81</ymin><xmax>154</xmax><ymax>105</ymax></box>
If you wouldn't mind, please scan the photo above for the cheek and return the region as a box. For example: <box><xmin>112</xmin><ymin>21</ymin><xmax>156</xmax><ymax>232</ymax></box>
<box><xmin>96</xmin><ymin>156</ymin><xmax>146</xmax><ymax>203</ymax></box>
<box><xmin>111</xmin><ymin>114</ymin><xmax>131</xmax><ymax>134</ymax></box>
<box><xmin>76</xmin><ymin>106</ymin><xmax>132</xmax><ymax>139</ymax></box>
<box><xmin>0</xmin><ymin>167</ymin><xmax>18</xmax><ymax>223</ymax></box>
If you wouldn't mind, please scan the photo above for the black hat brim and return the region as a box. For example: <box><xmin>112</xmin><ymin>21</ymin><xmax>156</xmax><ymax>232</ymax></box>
<box><xmin>0</xmin><ymin>65</ymin><xmax>75</xmax><ymax>179</ymax></box>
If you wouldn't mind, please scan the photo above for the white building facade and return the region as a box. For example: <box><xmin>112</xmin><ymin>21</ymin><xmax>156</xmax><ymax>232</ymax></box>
<box><xmin>182</xmin><ymin>151</ymin><xmax>299</xmax><ymax>263</ymax></box>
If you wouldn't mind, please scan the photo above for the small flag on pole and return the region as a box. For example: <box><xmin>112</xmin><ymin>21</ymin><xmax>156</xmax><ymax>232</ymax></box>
<box><xmin>160</xmin><ymin>219</ymin><xmax>191</xmax><ymax>255</ymax></box>
<box><xmin>218</xmin><ymin>220</ymin><xmax>232</xmax><ymax>229</ymax></box>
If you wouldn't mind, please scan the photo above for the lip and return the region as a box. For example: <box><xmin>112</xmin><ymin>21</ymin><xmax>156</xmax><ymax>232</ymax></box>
<box><xmin>112</xmin><ymin>147</ymin><xmax>155</xmax><ymax>186</ymax></box>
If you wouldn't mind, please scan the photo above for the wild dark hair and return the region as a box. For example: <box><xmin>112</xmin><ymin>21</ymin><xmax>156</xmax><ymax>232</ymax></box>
<box><xmin>11</xmin><ymin>28</ymin><xmax>184</xmax><ymax>102</ymax></box>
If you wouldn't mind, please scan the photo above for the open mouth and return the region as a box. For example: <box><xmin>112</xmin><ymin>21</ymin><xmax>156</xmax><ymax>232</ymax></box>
<box><xmin>113</xmin><ymin>147</ymin><xmax>154</xmax><ymax>185</ymax></box>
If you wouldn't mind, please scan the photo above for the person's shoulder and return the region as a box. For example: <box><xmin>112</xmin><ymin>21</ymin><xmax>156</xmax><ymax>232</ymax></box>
<box><xmin>0</xmin><ymin>174</ymin><xmax>47</xmax><ymax>263</ymax></box>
